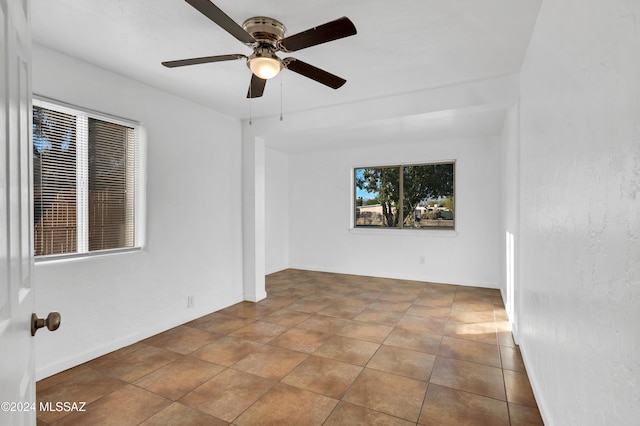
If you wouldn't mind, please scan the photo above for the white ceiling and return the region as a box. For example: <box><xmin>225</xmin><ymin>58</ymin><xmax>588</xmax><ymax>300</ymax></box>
<box><xmin>31</xmin><ymin>0</ymin><xmax>541</xmax><ymax>122</ymax></box>
<box><xmin>268</xmin><ymin>107</ymin><xmax>510</xmax><ymax>153</ymax></box>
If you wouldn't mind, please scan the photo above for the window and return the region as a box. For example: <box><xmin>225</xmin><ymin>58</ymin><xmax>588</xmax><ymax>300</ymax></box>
<box><xmin>33</xmin><ymin>98</ymin><xmax>140</xmax><ymax>258</ymax></box>
<box><xmin>354</xmin><ymin>162</ymin><xmax>455</xmax><ymax>229</ymax></box>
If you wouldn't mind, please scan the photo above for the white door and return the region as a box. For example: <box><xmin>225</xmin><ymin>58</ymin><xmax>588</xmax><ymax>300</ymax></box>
<box><xmin>0</xmin><ymin>0</ymin><xmax>35</xmax><ymax>425</ymax></box>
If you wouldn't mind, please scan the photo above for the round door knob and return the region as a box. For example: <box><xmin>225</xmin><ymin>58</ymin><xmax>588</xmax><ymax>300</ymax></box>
<box><xmin>31</xmin><ymin>312</ymin><xmax>61</xmax><ymax>336</ymax></box>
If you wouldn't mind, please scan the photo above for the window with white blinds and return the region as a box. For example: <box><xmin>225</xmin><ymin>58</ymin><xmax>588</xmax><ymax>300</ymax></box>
<box><xmin>33</xmin><ymin>99</ymin><xmax>140</xmax><ymax>258</ymax></box>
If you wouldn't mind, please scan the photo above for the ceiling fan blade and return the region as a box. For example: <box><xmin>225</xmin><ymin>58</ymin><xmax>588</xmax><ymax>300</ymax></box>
<box><xmin>283</xmin><ymin>58</ymin><xmax>346</xmax><ymax>89</ymax></box>
<box><xmin>185</xmin><ymin>0</ymin><xmax>256</xmax><ymax>45</ymax></box>
<box><xmin>278</xmin><ymin>16</ymin><xmax>357</xmax><ymax>52</ymax></box>
<box><xmin>247</xmin><ymin>74</ymin><xmax>267</xmax><ymax>98</ymax></box>
<box><xmin>162</xmin><ymin>54</ymin><xmax>246</xmax><ymax>68</ymax></box>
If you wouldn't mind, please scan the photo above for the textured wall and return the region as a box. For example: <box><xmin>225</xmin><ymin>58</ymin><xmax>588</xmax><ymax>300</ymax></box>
<box><xmin>518</xmin><ymin>0</ymin><xmax>640</xmax><ymax>423</ymax></box>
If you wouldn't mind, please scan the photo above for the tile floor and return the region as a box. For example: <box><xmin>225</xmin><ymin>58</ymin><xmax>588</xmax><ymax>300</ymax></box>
<box><xmin>36</xmin><ymin>269</ymin><xmax>543</xmax><ymax>425</ymax></box>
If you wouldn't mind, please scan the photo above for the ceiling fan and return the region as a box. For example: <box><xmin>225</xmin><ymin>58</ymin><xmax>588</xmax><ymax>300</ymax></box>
<box><xmin>162</xmin><ymin>0</ymin><xmax>357</xmax><ymax>98</ymax></box>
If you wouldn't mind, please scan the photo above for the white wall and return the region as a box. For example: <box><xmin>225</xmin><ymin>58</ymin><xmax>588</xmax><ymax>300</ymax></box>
<box><xmin>265</xmin><ymin>147</ymin><xmax>290</xmax><ymax>274</ymax></box>
<box><xmin>286</xmin><ymin>136</ymin><xmax>502</xmax><ymax>287</ymax></box>
<box><xmin>500</xmin><ymin>102</ymin><xmax>520</xmax><ymax>338</ymax></box>
<box><xmin>244</xmin><ymin>76</ymin><xmax>518</xmax><ymax>298</ymax></box>
<box><xmin>32</xmin><ymin>45</ymin><xmax>244</xmax><ymax>379</ymax></box>
<box><xmin>517</xmin><ymin>0</ymin><xmax>640</xmax><ymax>424</ymax></box>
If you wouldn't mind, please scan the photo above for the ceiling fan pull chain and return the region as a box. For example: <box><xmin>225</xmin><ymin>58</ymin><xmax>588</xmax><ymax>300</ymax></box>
<box><xmin>280</xmin><ymin>73</ymin><xmax>284</xmax><ymax>122</ymax></box>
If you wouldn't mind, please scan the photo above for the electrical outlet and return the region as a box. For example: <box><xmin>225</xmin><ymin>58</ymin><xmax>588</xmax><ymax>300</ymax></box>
<box><xmin>187</xmin><ymin>295</ymin><xmax>195</xmax><ymax>308</ymax></box>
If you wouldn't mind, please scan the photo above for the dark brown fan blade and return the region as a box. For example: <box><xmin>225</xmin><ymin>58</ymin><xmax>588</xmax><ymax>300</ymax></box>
<box><xmin>247</xmin><ymin>74</ymin><xmax>267</xmax><ymax>98</ymax></box>
<box><xmin>283</xmin><ymin>58</ymin><xmax>346</xmax><ymax>89</ymax></box>
<box><xmin>185</xmin><ymin>0</ymin><xmax>256</xmax><ymax>45</ymax></box>
<box><xmin>278</xmin><ymin>17</ymin><xmax>356</xmax><ymax>52</ymax></box>
<box><xmin>162</xmin><ymin>54</ymin><xmax>245</xmax><ymax>68</ymax></box>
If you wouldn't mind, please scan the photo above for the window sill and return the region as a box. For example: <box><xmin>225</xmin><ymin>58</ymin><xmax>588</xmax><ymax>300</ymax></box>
<box><xmin>34</xmin><ymin>247</ymin><xmax>142</xmax><ymax>265</ymax></box>
<box><xmin>348</xmin><ymin>227</ymin><xmax>458</xmax><ymax>237</ymax></box>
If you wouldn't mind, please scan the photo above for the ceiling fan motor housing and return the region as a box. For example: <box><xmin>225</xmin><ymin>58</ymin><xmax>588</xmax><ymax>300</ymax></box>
<box><xmin>242</xmin><ymin>17</ymin><xmax>287</xmax><ymax>78</ymax></box>
<box><xmin>242</xmin><ymin>17</ymin><xmax>286</xmax><ymax>46</ymax></box>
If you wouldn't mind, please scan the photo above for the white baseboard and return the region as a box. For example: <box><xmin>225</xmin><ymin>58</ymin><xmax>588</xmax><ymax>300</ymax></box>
<box><xmin>265</xmin><ymin>265</ymin><xmax>289</xmax><ymax>275</ymax></box>
<box><xmin>519</xmin><ymin>342</ymin><xmax>551</xmax><ymax>426</ymax></box>
<box><xmin>35</xmin><ymin>294</ymin><xmax>244</xmax><ymax>381</ymax></box>
<box><xmin>288</xmin><ymin>263</ymin><xmax>499</xmax><ymax>289</ymax></box>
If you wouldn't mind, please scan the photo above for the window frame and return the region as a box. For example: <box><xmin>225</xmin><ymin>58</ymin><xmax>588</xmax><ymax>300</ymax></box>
<box><xmin>32</xmin><ymin>96</ymin><xmax>144</xmax><ymax>262</ymax></box>
<box><xmin>352</xmin><ymin>160</ymin><xmax>456</xmax><ymax>232</ymax></box>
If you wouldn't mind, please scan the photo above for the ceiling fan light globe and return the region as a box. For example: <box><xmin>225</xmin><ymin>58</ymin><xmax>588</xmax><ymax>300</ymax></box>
<box><xmin>249</xmin><ymin>57</ymin><xmax>282</xmax><ymax>79</ymax></box>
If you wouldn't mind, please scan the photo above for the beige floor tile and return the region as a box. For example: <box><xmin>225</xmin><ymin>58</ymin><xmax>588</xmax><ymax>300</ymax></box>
<box><xmin>139</xmin><ymin>402</ymin><xmax>228</xmax><ymax>426</ymax></box>
<box><xmin>53</xmin><ymin>384</ymin><xmax>171</xmax><ymax>426</ymax></box>
<box><xmin>336</xmin><ymin>321</ymin><xmax>393</xmax><ymax>343</ymax></box>
<box><xmin>451</xmin><ymin>301</ymin><xmax>496</xmax><ymax>313</ymax></box>
<box><xmin>187</xmin><ymin>312</ymin><xmax>255</xmax><ymax>334</ymax></box>
<box><xmin>286</xmin><ymin>299</ymin><xmax>331</xmax><ymax>314</ymax></box>
<box><xmin>134</xmin><ymin>357</ymin><xmax>225</xmax><ymax>400</ymax></box>
<box><xmin>508</xmin><ymin>403</ymin><xmax>545</xmax><ymax>425</ymax></box>
<box><xmin>282</xmin><ymin>355</ymin><xmax>362</xmax><ymax>399</ymax></box>
<box><xmin>229</xmin><ymin>320</ymin><xmax>288</xmax><ymax>344</ymax></box>
<box><xmin>220</xmin><ymin>302</ymin><xmax>276</xmax><ymax>319</ymax></box>
<box><xmin>89</xmin><ymin>345</ymin><xmax>180</xmax><ymax>382</ymax></box>
<box><xmin>346</xmin><ymin>289</ymin><xmax>384</xmax><ymax>301</ymax></box>
<box><xmin>367</xmin><ymin>345</ymin><xmax>435</xmax><ymax>381</ymax></box>
<box><xmin>378</xmin><ymin>292</ymin><xmax>419</xmax><ymax>303</ymax></box>
<box><xmin>383</xmin><ymin>327</ymin><xmax>442</xmax><ymax>355</ymax></box>
<box><xmin>296</xmin><ymin>314</ymin><xmax>350</xmax><ymax>334</ymax></box>
<box><xmin>234</xmin><ymin>383</ymin><xmax>338</xmax><ymax>426</ymax></box>
<box><xmin>405</xmin><ymin>304</ymin><xmax>451</xmax><ymax>320</ymax></box>
<box><xmin>142</xmin><ymin>325</ymin><xmax>221</xmax><ymax>355</ymax></box>
<box><xmin>343</xmin><ymin>368</ymin><xmax>427</xmax><ymax>422</ymax></box>
<box><xmin>414</xmin><ymin>292</ymin><xmax>455</xmax><ymax>308</ymax></box>
<box><xmin>324</xmin><ymin>401</ymin><xmax>415</xmax><ymax>426</ymax></box>
<box><xmin>385</xmin><ymin>284</ymin><xmax>423</xmax><ymax>295</ymax></box>
<box><xmin>84</xmin><ymin>342</ymin><xmax>149</xmax><ymax>370</ymax></box>
<box><xmin>314</xmin><ymin>335</ymin><xmax>380</xmax><ymax>366</ymax></box>
<box><xmin>438</xmin><ymin>336</ymin><xmax>502</xmax><ymax>368</ymax></box>
<box><xmin>354</xmin><ymin>308</ymin><xmax>404</xmax><ymax>326</ymax></box>
<box><xmin>190</xmin><ymin>336</ymin><xmax>262</xmax><ymax>367</ymax></box>
<box><xmin>256</xmin><ymin>295</ymin><xmax>299</xmax><ymax>309</ymax></box>
<box><xmin>317</xmin><ymin>304</ymin><xmax>366</xmax><ymax>319</ymax></box>
<box><xmin>500</xmin><ymin>345</ymin><xmax>526</xmax><ymax>372</ymax></box>
<box><xmin>397</xmin><ymin>315</ymin><xmax>447</xmax><ymax>335</ymax></box>
<box><xmin>430</xmin><ymin>357</ymin><xmax>506</xmax><ymax>401</ymax></box>
<box><xmin>36</xmin><ymin>365</ymin><xmax>93</xmax><ymax>393</ymax></box>
<box><xmin>260</xmin><ymin>308</ymin><xmax>312</xmax><ymax>327</ymax></box>
<box><xmin>419</xmin><ymin>383</ymin><xmax>509</xmax><ymax>426</ymax></box>
<box><xmin>231</xmin><ymin>345</ymin><xmax>308</xmax><ymax>380</ymax></box>
<box><xmin>37</xmin><ymin>368</ymin><xmax>126</xmax><ymax>424</ymax></box>
<box><xmin>368</xmin><ymin>300</ymin><xmax>412</xmax><ymax>313</ymax></box>
<box><xmin>448</xmin><ymin>309</ymin><xmax>496</xmax><ymax>324</ymax></box>
<box><xmin>179</xmin><ymin>369</ymin><xmax>274</xmax><ymax>422</ymax></box>
<box><xmin>443</xmin><ymin>320</ymin><xmax>498</xmax><ymax>345</ymax></box>
<box><xmin>498</xmin><ymin>326</ymin><xmax>517</xmax><ymax>347</ymax></box>
<box><xmin>504</xmin><ymin>369</ymin><xmax>538</xmax><ymax>407</ymax></box>
<box><xmin>270</xmin><ymin>327</ymin><xmax>332</xmax><ymax>353</ymax></box>
<box><xmin>338</xmin><ymin>296</ymin><xmax>375</xmax><ymax>308</ymax></box>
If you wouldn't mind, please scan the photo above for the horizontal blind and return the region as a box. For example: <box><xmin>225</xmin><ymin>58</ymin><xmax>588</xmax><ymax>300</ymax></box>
<box><xmin>33</xmin><ymin>98</ymin><xmax>140</xmax><ymax>258</ymax></box>
<box><xmin>88</xmin><ymin>118</ymin><xmax>135</xmax><ymax>251</ymax></box>
<box><xmin>33</xmin><ymin>105</ymin><xmax>79</xmax><ymax>256</ymax></box>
